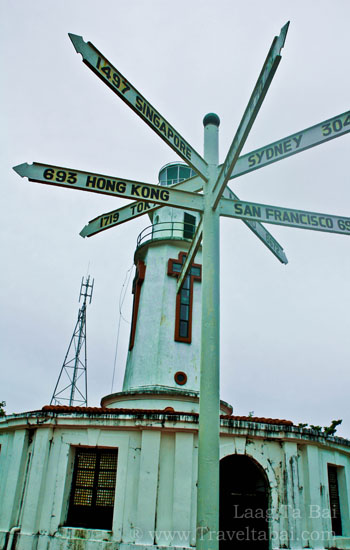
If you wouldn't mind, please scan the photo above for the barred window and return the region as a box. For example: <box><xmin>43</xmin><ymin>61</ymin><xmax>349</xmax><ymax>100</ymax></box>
<box><xmin>183</xmin><ymin>212</ymin><xmax>196</xmax><ymax>240</ymax></box>
<box><xmin>328</xmin><ymin>464</ymin><xmax>342</xmax><ymax>536</ymax></box>
<box><xmin>66</xmin><ymin>448</ymin><xmax>118</xmax><ymax>530</ymax></box>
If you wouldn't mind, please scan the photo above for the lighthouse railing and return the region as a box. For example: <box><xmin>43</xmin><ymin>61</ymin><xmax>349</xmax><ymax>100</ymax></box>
<box><xmin>136</xmin><ymin>221</ymin><xmax>196</xmax><ymax>248</ymax></box>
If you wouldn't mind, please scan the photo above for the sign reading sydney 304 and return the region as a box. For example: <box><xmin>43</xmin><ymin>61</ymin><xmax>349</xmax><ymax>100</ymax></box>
<box><xmin>13</xmin><ymin>24</ymin><xmax>350</xmax><ymax>550</ymax></box>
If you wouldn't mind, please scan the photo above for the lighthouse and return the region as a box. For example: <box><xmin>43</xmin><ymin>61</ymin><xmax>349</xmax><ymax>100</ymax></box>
<box><xmin>102</xmin><ymin>162</ymin><xmax>232</xmax><ymax>415</ymax></box>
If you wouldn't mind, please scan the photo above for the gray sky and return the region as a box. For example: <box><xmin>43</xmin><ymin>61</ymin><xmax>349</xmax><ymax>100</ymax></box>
<box><xmin>2</xmin><ymin>0</ymin><xmax>350</xmax><ymax>437</ymax></box>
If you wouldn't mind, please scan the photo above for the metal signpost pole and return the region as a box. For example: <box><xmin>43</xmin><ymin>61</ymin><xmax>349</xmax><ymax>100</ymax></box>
<box><xmin>197</xmin><ymin>114</ymin><xmax>220</xmax><ymax>550</ymax></box>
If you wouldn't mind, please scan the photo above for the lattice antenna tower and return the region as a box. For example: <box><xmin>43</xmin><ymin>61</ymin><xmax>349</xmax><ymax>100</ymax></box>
<box><xmin>50</xmin><ymin>276</ymin><xmax>94</xmax><ymax>406</ymax></box>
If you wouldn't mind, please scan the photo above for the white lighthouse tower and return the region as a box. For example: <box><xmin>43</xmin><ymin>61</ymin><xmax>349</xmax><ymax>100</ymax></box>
<box><xmin>102</xmin><ymin>162</ymin><xmax>232</xmax><ymax>415</ymax></box>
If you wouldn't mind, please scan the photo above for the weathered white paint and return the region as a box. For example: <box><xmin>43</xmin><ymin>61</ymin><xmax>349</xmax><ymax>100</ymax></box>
<box><xmin>136</xmin><ymin>430</ymin><xmax>161</xmax><ymax>545</ymax></box>
<box><xmin>49</xmin><ymin>440</ymin><xmax>72</xmax><ymax>532</ymax></box>
<box><xmin>0</xmin><ymin>429</ymin><xmax>27</xmax><ymax>530</ymax></box>
<box><xmin>122</xmin><ymin>203</ymin><xmax>202</xmax><ymax>395</ymax></box>
<box><xmin>1</xmin><ymin>411</ymin><xmax>350</xmax><ymax>550</ymax></box>
<box><xmin>121</xmin><ymin>431</ymin><xmax>142</xmax><ymax>543</ymax></box>
<box><xmin>38</xmin><ymin>432</ymin><xmax>64</xmax><ymax>532</ymax></box>
<box><xmin>101</xmin><ymin>390</ymin><xmax>233</xmax><ymax>415</ymax></box>
<box><xmin>283</xmin><ymin>441</ymin><xmax>302</xmax><ymax>549</ymax></box>
<box><xmin>20</xmin><ymin>428</ymin><xmax>53</xmax><ymax>535</ymax></box>
<box><xmin>155</xmin><ymin>432</ymin><xmax>175</xmax><ymax>542</ymax></box>
<box><xmin>173</xmin><ymin>432</ymin><xmax>194</xmax><ymax>546</ymax></box>
<box><xmin>302</xmin><ymin>445</ymin><xmax>325</xmax><ymax>549</ymax></box>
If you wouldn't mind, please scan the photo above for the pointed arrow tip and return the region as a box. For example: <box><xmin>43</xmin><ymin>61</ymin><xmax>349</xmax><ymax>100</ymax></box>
<box><xmin>79</xmin><ymin>226</ymin><xmax>88</xmax><ymax>238</ymax></box>
<box><xmin>280</xmin><ymin>21</ymin><xmax>290</xmax><ymax>43</ymax></box>
<box><xmin>13</xmin><ymin>163</ymin><xmax>29</xmax><ymax>177</ymax></box>
<box><xmin>68</xmin><ymin>33</ymin><xmax>85</xmax><ymax>54</ymax></box>
<box><xmin>274</xmin><ymin>21</ymin><xmax>290</xmax><ymax>54</ymax></box>
<box><xmin>282</xmin><ymin>252</ymin><xmax>288</xmax><ymax>265</ymax></box>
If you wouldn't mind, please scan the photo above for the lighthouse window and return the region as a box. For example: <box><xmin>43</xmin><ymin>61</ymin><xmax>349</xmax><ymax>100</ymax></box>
<box><xmin>174</xmin><ymin>371</ymin><xmax>187</xmax><ymax>385</ymax></box>
<box><xmin>180</xmin><ymin>304</ymin><xmax>189</xmax><ymax>321</ymax></box>
<box><xmin>129</xmin><ymin>261</ymin><xmax>146</xmax><ymax>351</ymax></box>
<box><xmin>181</xmin><ymin>289</ymin><xmax>190</xmax><ymax>304</ymax></box>
<box><xmin>159</xmin><ymin>164</ymin><xmax>195</xmax><ymax>186</ymax></box>
<box><xmin>66</xmin><ymin>448</ymin><xmax>118</xmax><ymax>530</ymax></box>
<box><xmin>328</xmin><ymin>465</ymin><xmax>342</xmax><ymax>536</ymax></box>
<box><xmin>167</xmin><ymin>166</ymin><xmax>178</xmax><ymax>184</ymax></box>
<box><xmin>168</xmin><ymin>251</ymin><xmax>202</xmax><ymax>343</ymax></box>
<box><xmin>184</xmin><ymin>213</ymin><xmax>196</xmax><ymax>239</ymax></box>
<box><xmin>191</xmin><ymin>266</ymin><xmax>201</xmax><ymax>277</ymax></box>
<box><xmin>180</xmin><ymin>166</ymin><xmax>192</xmax><ymax>180</ymax></box>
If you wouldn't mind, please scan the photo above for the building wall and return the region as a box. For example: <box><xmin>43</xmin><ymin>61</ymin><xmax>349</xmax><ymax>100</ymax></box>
<box><xmin>1</xmin><ymin>413</ymin><xmax>350</xmax><ymax>550</ymax></box>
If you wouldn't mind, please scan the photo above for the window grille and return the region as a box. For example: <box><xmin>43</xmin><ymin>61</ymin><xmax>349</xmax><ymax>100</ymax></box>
<box><xmin>328</xmin><ymin>464</ymin><xmax>342</xmax><ymax>536</ymax></box>
<box><xmin>66</xmin><ymin>448</ymin><xmax>118</xmax><ymax>530</ymax></box>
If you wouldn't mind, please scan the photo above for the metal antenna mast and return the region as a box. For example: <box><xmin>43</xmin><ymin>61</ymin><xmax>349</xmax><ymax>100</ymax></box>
<box><xmin>50</xmin><ymin>276</ymin><xmax>94</xmax><ymax>406</ymax></box>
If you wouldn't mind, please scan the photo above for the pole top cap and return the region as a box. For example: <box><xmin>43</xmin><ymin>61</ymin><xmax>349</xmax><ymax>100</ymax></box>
<box><xmin>203</xmin><ymin>113</ymin><xmax>220</xmax><ymax>127</ymax></box>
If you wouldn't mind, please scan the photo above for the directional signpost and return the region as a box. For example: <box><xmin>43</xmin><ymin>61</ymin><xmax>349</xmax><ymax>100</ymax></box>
<box><xmin>68</xmin><ymin>33</ymin><xmax>209</xmax><ymax>181</ymax></box>
<box><xmin>13</xmin><ymin>162</ymin><xmax>204</xmax><ymax>212</ymax></box>
<box><xmin>80</xmin><ymin>180</ymin><xmax>288</xmax><ymax>264</ymax></box>
<box><xmin>14</xmin><ymin>23</ymin><xmax>350</xmax><ymax>550</ymax></box>
<box><xmin>80</xmin><ymin>106</ymin><xmax>350</xmax><ymax>254</ymax></box>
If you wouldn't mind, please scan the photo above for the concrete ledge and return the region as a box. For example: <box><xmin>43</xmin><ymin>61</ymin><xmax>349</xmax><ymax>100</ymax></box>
<box><xmin>330</xmin><ymin>536</ymin><xmax>350</xmax><ymax>549</ymax></box>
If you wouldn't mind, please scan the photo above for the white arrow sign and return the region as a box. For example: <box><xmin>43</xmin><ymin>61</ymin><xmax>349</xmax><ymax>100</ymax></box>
<box><xmin>13</xmin><ymin>163</ymin><xmax>204</xmax><ymax>212</ymax></box>
<box><xmin>212</xmin><ymin>21</ymin><xmax>289</xmax><ymax>209</ymax></box>
<box><xmin>227</xmin><ymin>109</ymin><xmax>350</xmax><ymax>181</ymax></box>
<box><xmin>80</xmin><ymin>201</ymin><xmax>156</xmax><ymax>237</ymax></box>
<box><xmin>69</xmin><ymin>33</ymin><xmax>208</xmax><ymax>181</ymax></box>
<box><xmin>220</xmin><ymin>198</ymin><xmax>350</xmax><ymax>236</ymax></box>
<box><xmin>80</xmin><ymin>174</ymin><xmax>203</xmax><ymax>237</ymax></box>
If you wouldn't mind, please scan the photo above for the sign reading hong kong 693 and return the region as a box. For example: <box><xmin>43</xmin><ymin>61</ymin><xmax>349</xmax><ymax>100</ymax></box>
<box><xmin>13</xmin><ymin>162</ymin><xmax>204</xmax><ymax>212</ymax></box>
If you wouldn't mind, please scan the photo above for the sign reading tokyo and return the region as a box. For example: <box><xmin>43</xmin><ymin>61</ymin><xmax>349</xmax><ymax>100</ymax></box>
<box><xmin>68</xmin><ymin>34</ymin><xmax>208</xmax><ymax>181</ymax></box>
<box><xmin>80</xmin><ymin>201</ymin><xmax>155</xmax><ymax>237</ymax></box>
<box><xmin>220</xmin><ymin>199</ymin><xmax>350</xmax><ymax>236</ymax></box>
<box><xmin>80</xmin><ymin>172</ymin><xmax>288</xmax><ymax>264</ymax></box>
<box><xmin>13</xmin><ymin>163</ymin><xmax>204</xmax><ymax>212</ymax></box>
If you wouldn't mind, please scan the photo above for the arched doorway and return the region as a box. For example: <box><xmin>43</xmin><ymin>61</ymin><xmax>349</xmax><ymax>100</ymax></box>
<box><xmin>220</xmin><ymin>454</ymin><xmax>270</xmax><ymax>549</ymax></box>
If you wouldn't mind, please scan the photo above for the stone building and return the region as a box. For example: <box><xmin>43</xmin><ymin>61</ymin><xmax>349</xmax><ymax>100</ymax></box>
<box><xmin>1</xmin><ymin>163</ymin><xmax>349</xmax><ymax>550</ymax></box>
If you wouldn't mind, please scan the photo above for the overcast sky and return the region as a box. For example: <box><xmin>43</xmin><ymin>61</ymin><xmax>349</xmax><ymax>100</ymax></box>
<box><xmin>1</xmin><ymin>0</ymin><xmax>350</xmax><ymax>437</ymax></box>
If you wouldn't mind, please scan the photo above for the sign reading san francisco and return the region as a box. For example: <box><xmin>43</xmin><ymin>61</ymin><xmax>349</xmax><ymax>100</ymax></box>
<box><xmin>221</xmin><ymin>198</ymin><xmax>350</xmax><ymax>235</ymax></box>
